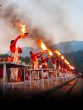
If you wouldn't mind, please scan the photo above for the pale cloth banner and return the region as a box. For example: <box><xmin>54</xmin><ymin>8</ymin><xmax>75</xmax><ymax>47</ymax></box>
<box><xmin>10</xmin><ymin>48</ymin><xmax>20</xmax><ymax>81</ymax></box>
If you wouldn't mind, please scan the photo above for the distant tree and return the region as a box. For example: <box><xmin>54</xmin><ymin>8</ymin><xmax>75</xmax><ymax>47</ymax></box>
<box><xmin>20</xmin><ymin>56</ymin><xmax>31</xmax><ymax>64</ymax></box>
<box><xmin>64</xmin><ymin>51</ymin><xmax>83</xmax><ymax>73</ymax></box>
<box><xmin>0</xmin><ymin>54</ymin><xmax>9</xmax><ymax>58</ymax></box>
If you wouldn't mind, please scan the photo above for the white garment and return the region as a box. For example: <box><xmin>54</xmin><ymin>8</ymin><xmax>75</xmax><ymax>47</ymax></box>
<box><xmin>53</xmin><ymin>64</ymin><xmax>56</xmax><ymax>69</ymax></box>
<box><xmin>33</xmin><ymin>61</ymin><xmax>39</xmax><ymax>69</ymax></box>
<box><xmin>53</xmin><ymin>64</ymin><xmax>56</xmax><ymax>77</ymax></box>
<box><xmin>12</xmin><ymin>47</ymin><xmax>20</xmax><ymax>64</ymax></box>
<box><xmin>43</xmin><ymin>71</ymin><xmax>48</xmax><ymax>78</ymax></box>
<box><xmin>11</xmin><ymin>47</ymin><xmax>19</xmax><ymax>81</ymax></box>
<box><xmin>10</xmin><ymin>68</ymin><xmax>18</xmax><ymax>81</ymax></box>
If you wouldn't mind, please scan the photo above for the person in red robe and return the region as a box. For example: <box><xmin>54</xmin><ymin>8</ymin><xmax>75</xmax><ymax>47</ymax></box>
<box><xmin>40</xmin><ymin>56</ymin><xmax>50</xmax><ymax>78</ymax></box>
<box><xmin>51</xmin><ymin>57</ymin><xmax>56</xmax><ymax>67</ymax></box>
<box><xmin>10</xmin><ymin>33</ymin><xmax>28</xmax><ymax>81</ymax></box>
<box><xmin>30</xmin><ymin>51</ymin><xmax>42</xmax><ymax>69</ymax></box>
<box><xmin>41</xmin><ymin>56</ymin><xmax>49</xmax><ymax>69</ymax></box>
<box><xmin>10</xmin><ymin>35</ymin><xmax>23</xmax><ymax>63</ymax></box>
<box><xmin>30</xmin><ymin>51</ymin><xmax>43</xmax><ymax>80</ymax></box>
<box><xmin>51</xmin><ymin>57</ymin><xmax>57</xmax><ymax>77</ymax></box>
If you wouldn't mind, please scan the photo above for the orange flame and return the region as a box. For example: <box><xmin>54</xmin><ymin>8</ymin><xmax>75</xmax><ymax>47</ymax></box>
<box><xmin>39</xmin><ymin>40</ymin><xmax>53</xmax><ymax>56</ymax></box>
<box><xmin>17</xmin><ymin>22</ymin><xmax>29</xmax><ymax>38</ymax></box>
<box><xmin>54</xmin><ymin>50</ymin><xmax>61</xmax><ymax>56</ymax></box>
<box><xmin>40</xmin><ymin>40</ymin><xmax>47</xmax><ymax>50</ymax></box>
<box><xmin>54</xmin><ymin>49</ymin><xmax>75</xmax><ymax>70</ymax></box>
<box><xmin>48</xmin><ymin>50</ymin><xmax>53</xmax><ymax>56</ymax></box>
<box><xmin>61</xmin><ymin>55</ymin><xmax>64</xmax><ymax>60</ymax></box>
<box><xmin>69</xmin><ymin>65</ymin><xmax>75</xmax><ymax>70</ymax></box>
<box><xmin>54</xmin><ymin>50</ymin><xmax>64</xmax><ymax>60</ymax></box>
<box><xmin>20</xmin><ymin>23</ymin><xmax>27</xmax><ymax>33</ymax></box>
<box><xmin>64</xmin><ymin>59</ymin><xmax>70</xmax><ymax>65</ymax></box>
<box><xmin>64</xmin><ymin>60</ymin><xmax>75</xmax><ymax>70</ymax></box>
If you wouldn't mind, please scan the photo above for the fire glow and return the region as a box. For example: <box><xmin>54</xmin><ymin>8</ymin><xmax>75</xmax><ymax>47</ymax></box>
<box><xmin>48</xmin><ymin>50</ymin><xmax>53</xmax><ymax>56</ymax></box>
<box><xmin>54</xmin><ymin>50</ymin><xmax>61</xmax><ymax>56</ymax></box>
<box><xmin>20</xmin><ymin>23</ymin><xmax>27</xmax><ymax>33</ymax></box>
<box><xmin>17</xmin><ymin>22</ymin><xmax>29</xmax><ymax>38</ymax></box>
<box><xmin>54</xmin><ymin>50</ymin><xmax>75</xmax><ymax>70</ymax></box>
<box><xmin>61</xmin><ymin>55</ymin><xmax>64</xmax><ymax>60</ymax></box>
<box><xmin>39</xmin><ymin>40</ymin><xmax>53</xmax><ymax>56</ymax></box>
<box><xmin>69</xmin><ymin>65</ymin><xmax>75</xmax><ymax>70</ymax></box>
<box><xmin>17</xmin><ymin>21</ymin><xmax>75</xmax><ymax>70</ymax></box>
<box><xmin>64</xmin><ymin>59</ymin><xmax>69</xmax><ymax>65</ymax></box>
<box><xmin>40</xmin><ymin>40</ymin><xmax>47</xmax><ymax>50</ymax></box>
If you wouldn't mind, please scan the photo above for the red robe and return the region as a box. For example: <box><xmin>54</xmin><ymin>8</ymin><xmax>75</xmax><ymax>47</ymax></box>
<box><xmin>10</xmin><ymin>35</ymin><xmax>22</xmax><ymax>62</ymax></box>
<box><xmin>41</xmin><ymin>57</ymin><xmax>49</xmax><ymax>78</ymax></box>
<box><xmin>10</xmin><ymin>35</ymin><xmax>22</xmax><ymax>81</ymax></box>
<box><xmin>0</xmin><ymin>67</ymin><xmax>3</xmax><ymax>78</ymax></box>
<box><xmin>30</xmin><ymin>52</ymin><xmax>41</xmax><ymax>62</ymax></box>
<box><xmin>41</xmin><ymin>57</ymin><xmax>49</xmax><ymax>69</ymax></box>
<box><xmin>52</xmin><ymin>58</ymin><xmax>56</xmax><ymax>64</ymax></box>
<box><xmin>10</xmin><ymin>35</ymin><xmax>22</xmax><ymax>53</ymax></box>
<box><xmin>30</xmin><ymin>52</ymin><xmax>42</xmax><ymax>68</ymax></box>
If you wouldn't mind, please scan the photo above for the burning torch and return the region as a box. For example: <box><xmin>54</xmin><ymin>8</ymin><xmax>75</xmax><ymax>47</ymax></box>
<box><xmin>18</xmin><ymin>22</ymin><xmax>29</xmax><ymax>39</ymax></box>
<box><xmin>39</xmin><ymin>39</ymin><xmax>53</xmax><ymax>56</ymax></box>
<box><xmin>54</xmin><ymin>49</ymin><xmax>75</xmax><ymax>70</ymax></box>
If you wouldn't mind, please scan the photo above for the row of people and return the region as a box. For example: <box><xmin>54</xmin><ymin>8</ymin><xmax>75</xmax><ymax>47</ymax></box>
<box><xmin>0</xmin><ymin>33</ymin><xmax>73</xmax><ymax>82</ymax></box>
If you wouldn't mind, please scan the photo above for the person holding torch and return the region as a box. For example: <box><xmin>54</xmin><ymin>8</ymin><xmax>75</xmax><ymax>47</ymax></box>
<box><xmin>51</xmin><ymin>56</ymin><xmax>57</xmax><ymax>77</ymax></box>
<box><xmin>10</xmin><ymin>23</ymin><xmax>29</xmax><ymax>81</ymax></box>
<box><xmin>10</xmin><ymin>33</ymin><xmax>28</xmax><ymax>63</ymax></box>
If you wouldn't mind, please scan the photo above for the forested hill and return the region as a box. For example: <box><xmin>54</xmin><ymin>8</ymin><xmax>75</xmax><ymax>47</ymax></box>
<box><xmin>64</xmin><ymin>50</ymin><xmax>83</xmax><ymax>73</ymax></box>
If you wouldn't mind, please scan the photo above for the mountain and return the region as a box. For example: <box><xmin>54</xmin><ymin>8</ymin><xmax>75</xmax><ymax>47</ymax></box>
<box><xmin>55</xmin><ymin>40</ymin><xmax>83</xmax><ymax>53</ymax></box>
<box><xmin>7</xmin><ymin>47</ymin><xmax>40</xmax><ymax>57</ymax></box>
<box><xmin>63</xmin><ymin>50</ymin><xmax>83</xmax><ymax>73</ymax></box>
<box><xmin>7</xmin><ymin>41</ymin><xmax>83</xmax><ymax>57</ymax></box>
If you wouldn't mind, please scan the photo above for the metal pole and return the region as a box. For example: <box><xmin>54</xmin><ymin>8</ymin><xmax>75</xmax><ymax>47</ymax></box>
<box><xmin>42</xmin><ymin>69</ymin><xmax>44</xmax><ymax>90</ymax></box>
<box><xmin>37</xmin><ymin>70</ymin><xmax>40</xmax><ymax>88</ymax></box>
<box><xmin>30</xmin><ymin>69</ymin><xmax>32</xmax><ymax>89</ymax></box>
<box><xmin>48</xmin><ymin>70</ymin><xmax>50</xmax><ymax>86</ymax></box>
<box><xmin>3</xmin><ymin>63</ymin><xmax>6</xmax><ymax>95</ymax></box>
<box><xmin>24</xmin><ymin>67</ymin><xmax>26</xmax><ymax>94</ymax></box>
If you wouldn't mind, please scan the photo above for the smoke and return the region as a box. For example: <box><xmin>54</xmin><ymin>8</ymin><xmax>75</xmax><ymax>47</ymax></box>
<box><xmin>0</xmin><ymin>0</ymin><xmax>26</xmax><ymax>32</ymax></box>
<box><xmin>0</xmin><ymin>0</ymin><xmax>76</xmax><ymax>53</ymax></box>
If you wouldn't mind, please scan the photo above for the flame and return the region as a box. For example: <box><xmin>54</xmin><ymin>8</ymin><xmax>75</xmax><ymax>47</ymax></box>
<box><xmin>64</xmin><ymin>59</ymin><xmax>70</xmax><ymax>65</ymax></box>
<box><xmin>48</xmin><ymin>50</ymin><xmax>53</xmax><ymax>56</ymax></box>
<box><xmin>54</xmin><ymin>50</ymin><xmax>61</xmax><ymax>56</ymax></box>
<box><xmin>20</xmin><ymin>23</ymin><xmax>27</xmax><ymax>33</ymax></box>
<box><xmin>54</xmin><ymin>49</ymin><xmax>75</xmax><ymax>70</ymax></box>
<box><xmin>69</xmin><ymin>65</ymin><xmax>75</xmax><ymax>70</ymax></box>
<box><xmin>61</xmin><ymin>55</ymin><xmax>64</xmax><ymax>60</ymax></box>
<box><xmin>17</xmin><ymin>22</ymin><xmax>29</xmax><ymax>38</ymax></box>
<box><xmin>64</xmin><ymin>60</ymin><xmax>75</xmax><ymax>70</ymax></box>
<box><xmin>40</xmin><ymin>40</ymin><xmax>47</xmax><ymax>50</ymax></box>
<box><xmin>39</xmin><ymin>40</ymin><xmax>53</xmax><ymax>56</ymax></box>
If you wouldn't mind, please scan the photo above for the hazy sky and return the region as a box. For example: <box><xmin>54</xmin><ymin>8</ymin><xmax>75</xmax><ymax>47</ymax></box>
<box><xmin>0</xmin><ymin>0</ymin><xmax>83</xmax><ymax>53</ymax></box>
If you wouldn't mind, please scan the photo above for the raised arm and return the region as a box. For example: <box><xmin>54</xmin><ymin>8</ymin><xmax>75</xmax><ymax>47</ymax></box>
<box><xmin>11</xmin><ymin>35</ymin><xmax>21</xmax><ymax>46</ymax></box>
<box><xmin>37</xmin><ymin>53</ymin><xmax>42</xmax><ymax>58</ymax></box>
<box><xmin>45</xmin><ymin>56</ymin><xmax>50</xmax><ymax>62</ymax></box>
<box><xmin>34</xmin><ymin>52</ymin><xmax>41</xmax><ymax>57</ymax></box>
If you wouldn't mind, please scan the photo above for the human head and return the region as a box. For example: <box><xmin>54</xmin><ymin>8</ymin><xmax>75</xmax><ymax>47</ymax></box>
<box><xmin>11</xmin><ymin>40</ymin><xmax>14</xmax><ymax>44</ymax></box>
<box><xmin>30</xmin><ymin>51</ymin><xmax>33</xmax><ymax>55</ymax></box>
<box><xmin>41</xmin><ymin>56</ymin><xmax>44</xmax><ymax>60</ymax></box>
